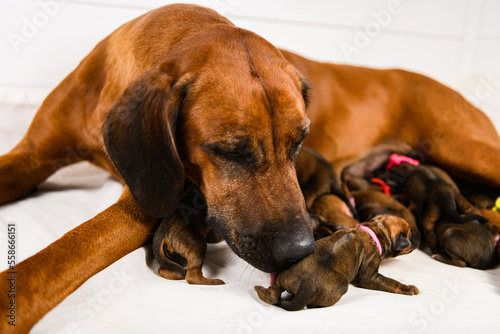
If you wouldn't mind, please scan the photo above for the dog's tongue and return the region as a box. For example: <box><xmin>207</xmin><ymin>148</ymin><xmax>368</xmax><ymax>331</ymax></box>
<box><xmin>270</xmin><ymin>272</ymin><xmax>278</xmax><ymax>286</ymax></box>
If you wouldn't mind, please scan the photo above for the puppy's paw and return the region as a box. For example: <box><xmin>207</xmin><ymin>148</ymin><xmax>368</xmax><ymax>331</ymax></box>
<box><xmin>255</xmin><ymin>285</ymin><xmax>280</xmax><ymax>305</ymax></box>
<box><xmin>401</xmin><ymin>284</ymin><xmax>419</xmax><ymax>296</ymax></box>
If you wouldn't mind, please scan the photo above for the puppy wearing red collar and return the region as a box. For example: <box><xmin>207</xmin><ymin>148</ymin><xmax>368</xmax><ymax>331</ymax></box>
<box><xmin>254</xmin><ymin>214</ymin><xmax>418</xmax><ymax>311</ymax></box>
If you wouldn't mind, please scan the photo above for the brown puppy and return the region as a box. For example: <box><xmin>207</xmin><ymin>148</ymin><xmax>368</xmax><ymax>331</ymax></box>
<box><xmin>387</xmin><ymin>162</ymin><xmax>487</xmax><ymax>252</ymax></box>
<box><xmin>296</xmin><ymin>146</ymin><xmax>354</xmax><ymax>214</ymax></box>
<box><xmin>352</xmin><ymin>190</ymin><xmax>420</xmax><ymax>248</ymax></box>
<box><xmin>152</xmin><ymin>183</ymin><xmax>224</xmax><ymax>285</ymax></box>
<box><xmin>479</xmin><ymin>209</ymin><xmax>500</xmax><ymax>261</ymax></box>
<box><xmin>309</xmin><ymin>194</ymin><xmax>358</xmax><ymax>238</ymax></box>
<box><xmin>254</xmin><ymin>214</ymin><xmax>418</xmax><ymax>311</ymax></box>
<box><xmin>153</xmin><ymin>212</ymin><xmax>224</xmax><ymax>285</ymax></box>
<box><xmin>433</xmin><ymin>218</ymin><xmax>498</xmax><ymax>269</ymax></box>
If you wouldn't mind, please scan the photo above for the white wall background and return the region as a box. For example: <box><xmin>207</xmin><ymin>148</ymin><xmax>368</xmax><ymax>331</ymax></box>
<box><xmin>0</xmin><ymin>0</ymin><xmax>499</xmax><ymax>115</ymax></box>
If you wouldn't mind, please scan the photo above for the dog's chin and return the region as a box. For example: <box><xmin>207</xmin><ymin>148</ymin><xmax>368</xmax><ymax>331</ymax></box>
<box><xmin>206</xmin><ymin>216</ymin><xmax>291</xmax><ymax>273</ymax></box>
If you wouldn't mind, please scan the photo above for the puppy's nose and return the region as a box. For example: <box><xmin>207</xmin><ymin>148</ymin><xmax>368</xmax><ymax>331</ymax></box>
<box><xmin>272</xmin><ymin>225</ymin><xmax>316</xmax><ymax>265</ymax></box>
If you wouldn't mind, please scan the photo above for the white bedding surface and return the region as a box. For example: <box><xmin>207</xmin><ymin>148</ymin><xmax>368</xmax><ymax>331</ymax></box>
<box><xmin>1</xmin><ymin>88</ymin><xmax>500</xmax><ymax>334</ymax></box>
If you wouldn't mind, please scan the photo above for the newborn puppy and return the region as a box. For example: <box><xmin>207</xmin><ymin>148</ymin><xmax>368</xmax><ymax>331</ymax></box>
<box><xmin>152</xmin><ymin>184</ymin><xmax>224</xmax><ymax>285</ymax></box>
<box><xmin>387</xmin><ymin>162</ymin><xmax>487</xmax><ymax>253</ymax></box>
<box><xmin>479</xmin><ymin>209</ymin><xmax>500</xmax><ymax>261</ymax></box>
<box><xmin>296</xmin><ymin>146</ymin><xmax>355</xmax><ymax>216</ymax></box>
<box><xmin>309</xmin><ymin>194</ymin><xmax>359</xmax><ymax>238</ymax></box>
<box><xmin>352</xmin><ymin>190</ymin><xmax>420</xmax><ymax>248</ymax></box>
<box><xmin>433</xmin><ymin>218</ymin><xmax>498</xmax><ymax>269</ymax></box>
<box><xmin>255</xmin><ymin>214</ymin><xmax>418</xmax><ymax>311</ymax></box>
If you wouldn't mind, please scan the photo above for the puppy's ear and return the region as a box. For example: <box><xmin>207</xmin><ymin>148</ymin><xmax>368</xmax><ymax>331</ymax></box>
<box><xmin>102</xmin><ymin>66</ymin><xmax>189</xmax><ymax>217</ymax></box>
<box><xmin>395</xmin><ymin>235</ymin><xmax>411</xmax><ymax>250</ymax></box>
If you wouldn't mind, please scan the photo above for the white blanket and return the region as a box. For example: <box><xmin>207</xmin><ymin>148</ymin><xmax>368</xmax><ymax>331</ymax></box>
<box><xmin>1</xmin><ymin>88</ymin><xmax>499</xmax><ymax>333</ymax></box>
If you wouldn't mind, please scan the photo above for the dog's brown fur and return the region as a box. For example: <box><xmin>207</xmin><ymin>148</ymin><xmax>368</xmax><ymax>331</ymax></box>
<box><xmin>1</xmin><ymin>4</ymin><xmax>500</xmax><ymax>330</ymax></box>
<box><xmin>255</xmin><ymin>214</ymin><xmax>418</xmax><ymax>311</ymax></box>
<box><xmin>433</xmin><ymin>218</ymin><xmax>497</xmax><ymax>269</ymax></box>
<box><xmin>352</xmin><ymin>190</ymin><xmax>420</xmax><ymax>248</ymax></box>
<box><xmin>387</xmin><ymin>162</ymin><xmax>487</xmax><ymax>252</ymax></box>
<box><xmin>152</xmin><ymin>183</ymin><xmax>224</xmax><ymax>285</ymax></box>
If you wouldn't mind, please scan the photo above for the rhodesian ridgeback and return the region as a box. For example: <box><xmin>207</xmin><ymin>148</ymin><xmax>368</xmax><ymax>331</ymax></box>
<box><xmin>1</xmin><ymin>3</ymin><xmax>500</xmax><ymax>331</ymax></box>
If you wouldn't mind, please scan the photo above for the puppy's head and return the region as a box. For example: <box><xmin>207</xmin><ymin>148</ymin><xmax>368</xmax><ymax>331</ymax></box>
<box><xmin>368</xmin><ymin>214</ymin><xmax>415</xmax><ymax>257</ymax></box>
<box><xmin>103</xmin><ymin>26</ymin><xmax>315</xmax><ymax>273</ymax></box>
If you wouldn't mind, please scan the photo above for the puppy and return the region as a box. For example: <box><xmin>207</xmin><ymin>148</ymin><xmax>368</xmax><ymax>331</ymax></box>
<box><xmin>309</xmin><ymin>194</ymin><xmax>359</xmax><ymax>238</ymax></box>
<box><xmin>387</xmin><ymin>162</ymin><xmax>487</xmax><ymax>253</ymax></box>
<box><xmin>352</xmin><ymin>190</ymin><xmax>420</xmax><ymax>248</ymax></box>
<box><xmin>432</xmin><ymin>218</ymin><xmax>497</xmax><ymax>269</ymax></box>
<box><xmin>479</xmin><ymin>209</ymin><xmax>500</xmax><ymax>261</ymax></box>
<box><xmin>254</xmin><ymin>214</ymin><xmax>418</xmax><ymax>311</ymax></box>
<box><xmin>152</xmin><ymin>184</ymin><xmax>224</xmax><ymax>285</ymax></box>
<box><xmin>296</xmin><ymin>146</ymin><xmax>354</xmax><ymax>216</ymax></box>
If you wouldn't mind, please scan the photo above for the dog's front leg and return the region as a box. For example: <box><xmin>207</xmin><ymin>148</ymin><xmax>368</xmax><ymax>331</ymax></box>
<box><xmin>0</xmin><ymin>188</ymin><xmax>158</xmax><ymax>333</ymax></box>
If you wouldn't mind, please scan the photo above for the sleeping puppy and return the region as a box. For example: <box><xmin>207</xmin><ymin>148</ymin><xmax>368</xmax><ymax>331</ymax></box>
<box><xmin>152</xmin><ymin>183</ymin><xmax>224</xmax><ymax>285</ymax></box>
<box><xmin>433</xmin><ymin>218</ymin><xmax>498</xmax><ymax>269</ymax></box>
<box><xmin>352</xmin><ymin>190</ymin><xmax>420</xmax><ymax>248</ymax></box>
<box><xmin>296</xmin><ymin>146</ymin><xmax>355</xmax><ymax>216</ymax></box>
<box><xmin>254</xmin><ymin>214</ymin><xmax>418</xmax><ymax>311</ymax></box>
<box><xmin>387</xmin><ymin>162</ymin><xmax>487</xmax><ymax>253</ymax></box>
<box><xmin>479</xmin><ymin>209</ymin><xmax>500</xmax><ymax>261</ymax></box>
<box><xmin>309</xmin><ymin>194</ymin><xmax>359</xmax><ymax>238</ymax></box>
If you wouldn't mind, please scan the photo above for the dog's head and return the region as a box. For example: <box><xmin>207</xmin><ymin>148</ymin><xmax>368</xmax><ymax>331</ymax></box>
<box><xmin>102</xmin><ymin>26</ymin><xmax>315</xmax><ymax>272</ymax></box>
<box><xmin>368</xmin><ymin>214</ymin><xmax>415</xmax><ymax>257</ymax></box>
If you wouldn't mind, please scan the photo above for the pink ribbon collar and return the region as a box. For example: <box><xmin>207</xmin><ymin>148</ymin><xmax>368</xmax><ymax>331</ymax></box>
<box><xmin>357</xmin><ymin>225</ymin><xmax>383</xmax><ymax>256</ymax></box>
<box><xmin>386</xmin><ymin>154</ymin><xmax>420</xmax><ymax>171</ymax></box>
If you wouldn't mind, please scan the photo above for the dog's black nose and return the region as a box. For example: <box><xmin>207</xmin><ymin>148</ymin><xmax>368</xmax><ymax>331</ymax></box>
<box><xmin>272</xmin><ymin>226</ymin><xmax>316</xmax><ymax>265</ymax></box>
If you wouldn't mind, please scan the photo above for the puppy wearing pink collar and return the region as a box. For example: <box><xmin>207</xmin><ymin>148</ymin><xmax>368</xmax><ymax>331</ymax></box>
<box><xmin>255</xmin><ymin>214</ymin><xmax>418</xmax><ymax>311</ymax></box>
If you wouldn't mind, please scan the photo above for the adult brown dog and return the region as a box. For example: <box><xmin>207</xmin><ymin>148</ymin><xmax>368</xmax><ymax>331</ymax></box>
<box><xmin>254</xmin><ymin>214</ymin><xmax>418</xmax><ymax>311</ymax></box>
<box><xmin>1</xmin><ymin>3</ymin><xmax>500</xmax><ymax>331</ymax></box>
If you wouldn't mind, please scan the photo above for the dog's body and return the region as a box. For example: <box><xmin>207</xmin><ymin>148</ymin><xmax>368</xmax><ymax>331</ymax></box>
<box><xmin>433</xmin><ymin>219</ymin><xmax>497</xmax><ymax>269</ymax></box>
<box><xmin>1</xmin><ymin>4</ymin><xmax>500</xmax><ymax>331</ymax></box>
<box><xmin>387</xmin><ymin>163</ymin><xmax>487</xmax><ymax>252</ymax></box>
<box><xmin>255</xmin><ymin>214</ymin><xmax>418</xmax><ymax>311</ymax></box>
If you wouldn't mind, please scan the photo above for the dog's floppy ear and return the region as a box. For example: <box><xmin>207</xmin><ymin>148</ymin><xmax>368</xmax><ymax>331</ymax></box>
<box><xmin>102</xmin><ymin>66</ymin><xmax>189</xmax><ymax>217</ymax></box>
<box><xmin>395</xmin><ymin>235</ymin><xmax>411</xmax><ymax>250</ymax></box>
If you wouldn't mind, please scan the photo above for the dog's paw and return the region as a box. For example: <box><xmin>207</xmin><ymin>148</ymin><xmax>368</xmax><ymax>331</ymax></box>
<box><xmin>186</xmin><ymin>277</ymin><xmax>225</xmax><ymax>285</ymax></box>
<box><xmin>401</xmin><ymin>284</ymin><xmax>419</xmax><ymax>296</ymax></box>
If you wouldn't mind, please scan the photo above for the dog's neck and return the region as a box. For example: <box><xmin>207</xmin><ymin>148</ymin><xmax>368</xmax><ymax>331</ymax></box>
<box><xmin>357</xmin><ymin>225</ymin><xmax>383</xmax><ymax>256</ymax></box>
